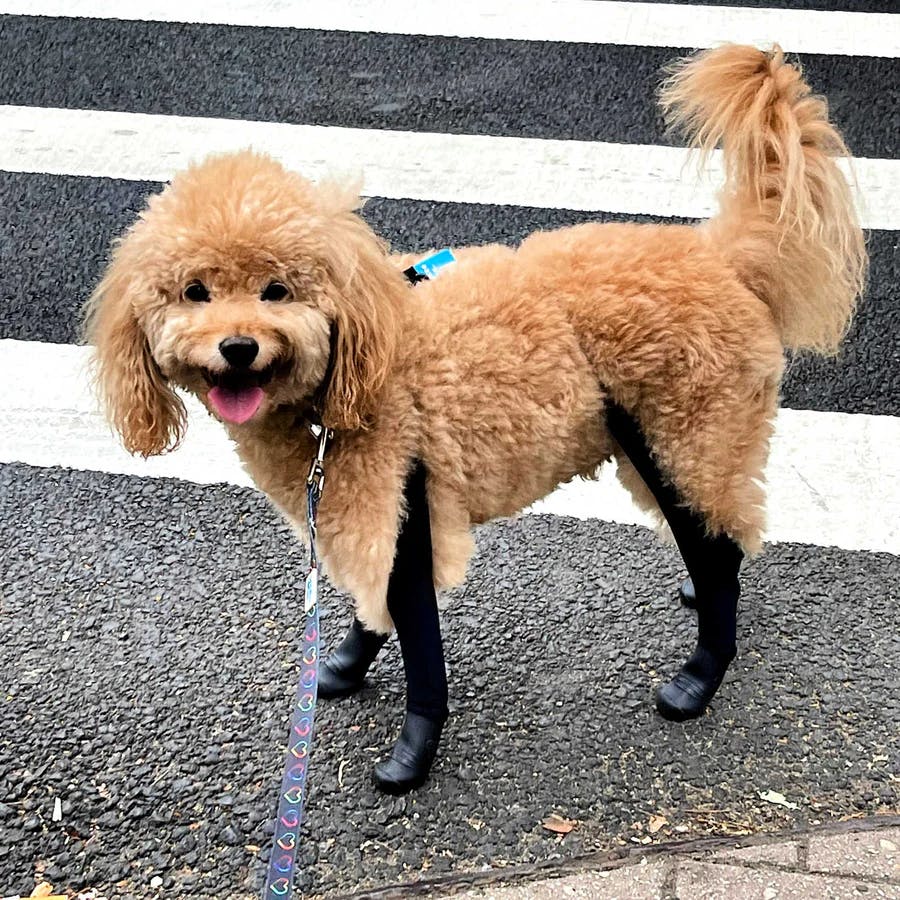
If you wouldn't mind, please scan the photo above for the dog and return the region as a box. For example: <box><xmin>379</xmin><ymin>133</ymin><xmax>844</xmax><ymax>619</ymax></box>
<box><xmin>85</xmin><ymin>45</ymin><xmax>866</xmax><ymax>793</ymax></box>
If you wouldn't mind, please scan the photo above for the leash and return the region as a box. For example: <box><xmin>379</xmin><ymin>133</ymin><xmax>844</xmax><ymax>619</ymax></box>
<box><xmin>262</xmin><ymin>423</ymin><xmax>331</xmax><ymax>899</ymax></box>
<box><xmin>261</xmin><ymin>248</ymin><xmax>456</xmax><ymax>898</ymax></box>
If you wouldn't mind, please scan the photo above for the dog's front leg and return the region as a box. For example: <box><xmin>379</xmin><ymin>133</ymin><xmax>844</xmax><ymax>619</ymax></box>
<box><xmin>318</xmin><ymin>617</ymin><xmax>388</xmax><ymax>699</ymax></box>
<box><xmin>373</xmin><ymin>460</ymin><xmax>448</xmax><ymax>794</ymax></box>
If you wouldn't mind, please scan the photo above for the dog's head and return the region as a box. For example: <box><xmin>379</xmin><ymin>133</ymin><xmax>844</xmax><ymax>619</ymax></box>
<box><xmin>84</xmin><ymin>151</ymin><xmax>405</xmax><ymax>456</ymax></box>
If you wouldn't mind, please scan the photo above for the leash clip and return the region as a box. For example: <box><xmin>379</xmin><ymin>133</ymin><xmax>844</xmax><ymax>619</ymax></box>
<box><xmin>306</xmin><ymin>424</ymin><xmax>333</xmax><ymax>497</ymax></box>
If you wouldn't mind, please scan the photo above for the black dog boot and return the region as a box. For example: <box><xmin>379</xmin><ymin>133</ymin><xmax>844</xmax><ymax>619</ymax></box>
<box><xmin>319</xmin><ymin>618</ymin><xmax>387</xmax><ymax>699</ymax></box>
<box><xmin>655</xmin><ymin>643</ymin><xmax>734</xmax><ymax>722</ymax></box>
<box><xmin>373</xmin><ymin>711</ymin><xmax>445</xmax><ymax>794</ymax></box>
<box><xmin>678</xmin><ymin>576</ymin><xmax>696</xmax><ymax>609</ymax></box>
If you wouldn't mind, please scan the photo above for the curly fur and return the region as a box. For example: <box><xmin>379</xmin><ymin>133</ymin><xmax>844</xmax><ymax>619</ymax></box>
<box><xmin>85</xmin><ymin>45</ymin><xmax>866</xmax><ymax>633</ymax></box>
<box><xmin>660</xmin><ymin>45</ymin><xmax>867</xmax><ymax>353</ymax></box>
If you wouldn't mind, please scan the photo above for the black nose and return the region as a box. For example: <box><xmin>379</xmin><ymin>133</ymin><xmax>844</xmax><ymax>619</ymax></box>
<box><xmin>219</xmin><ymin>336</ymin><xmax>259</xmax><ymax>369</ymax></box>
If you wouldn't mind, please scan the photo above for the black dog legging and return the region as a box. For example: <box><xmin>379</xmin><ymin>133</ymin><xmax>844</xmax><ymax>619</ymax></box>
<box><xmin>386</xmin><ymin>460</ymin><xmax>449</xmax><ymax>722</ymax></box>
<box><xmin>604</xmin><ymin>401</ymin><xmax>743</xmax><ymax>682</ymax></box>
<box><xmin>350</xmin><ymin>405</ymin><xmax>741</xmax><ymax>721</ymax></box>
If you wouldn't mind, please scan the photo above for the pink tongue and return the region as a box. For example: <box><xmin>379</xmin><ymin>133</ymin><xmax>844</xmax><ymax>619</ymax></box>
<box><xmin>207</xmin><ymin>385</ymin><xmax>265</xmax><ymax>424</ymax></box>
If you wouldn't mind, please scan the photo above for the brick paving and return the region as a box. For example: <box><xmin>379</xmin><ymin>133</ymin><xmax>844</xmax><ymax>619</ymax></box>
<box><xmin>433</xmin><ymin>821</ymin><xmax>900</xmax><ymax>900</ymax></box>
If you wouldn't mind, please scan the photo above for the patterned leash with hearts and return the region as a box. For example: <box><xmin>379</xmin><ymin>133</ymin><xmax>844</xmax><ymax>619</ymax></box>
<box><xmin>261</xmin><ymin>424</ymin><xmax>331</xmax><ymax>899</ymax></box>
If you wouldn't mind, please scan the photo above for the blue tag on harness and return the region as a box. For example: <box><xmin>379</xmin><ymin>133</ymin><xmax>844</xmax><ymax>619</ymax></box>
<box><xmin>403</xmin><ymin>248</ymin><xmax>456</xmax><ymax>284</ymax></box>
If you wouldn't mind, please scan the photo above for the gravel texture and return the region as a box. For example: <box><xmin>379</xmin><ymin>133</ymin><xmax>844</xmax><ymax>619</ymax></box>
<box><xmin>2</xmin><ymin>463</ymin><xmax>898</xmax><ymax>898</ymax></box>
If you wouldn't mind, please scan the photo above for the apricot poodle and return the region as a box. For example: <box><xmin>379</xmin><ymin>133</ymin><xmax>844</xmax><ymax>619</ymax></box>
<box><xmin>86</xmin><ymin>45</ymin><xmax>866</xmax><ymax>792</ymax></box>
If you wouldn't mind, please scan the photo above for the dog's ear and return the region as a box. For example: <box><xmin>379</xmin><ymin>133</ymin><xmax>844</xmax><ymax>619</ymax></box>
<box><xmin>320</xmin><ymin>208</ymin><xmax>404</xmax><ymax>431</ymax></box>
<box><xmin>84</xmin><ymin>242</ymin><xmax>186</xmax><ymax>457</ymax></box>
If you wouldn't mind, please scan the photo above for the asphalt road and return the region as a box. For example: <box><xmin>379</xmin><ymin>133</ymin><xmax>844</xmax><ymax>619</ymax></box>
<box><xmin>3</xmin><ymin>464</ymin><xmax>899</xmax><ymax>898</ymax></box>
<box><xmin>1</xmin><ymin>2</ymin><xmax>898</xmax><ymax>898</ymax></box>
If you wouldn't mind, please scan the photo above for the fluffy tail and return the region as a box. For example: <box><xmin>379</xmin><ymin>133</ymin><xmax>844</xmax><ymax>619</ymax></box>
<box><xmin>660</xmin><ymin>44</ymin><xmax>866</xmax><ymax>354</ymax></box>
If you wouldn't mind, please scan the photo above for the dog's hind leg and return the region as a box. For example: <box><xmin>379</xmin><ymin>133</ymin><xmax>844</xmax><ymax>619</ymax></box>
<box><xmin>605</xmin><ymin>401</ymin><xmax>743</xmax><ymax>722</ymax></box>
<box><xmin>373</xmin><ymin>460</ymin><xmax>449</xmax><ymax>794</ymax></box>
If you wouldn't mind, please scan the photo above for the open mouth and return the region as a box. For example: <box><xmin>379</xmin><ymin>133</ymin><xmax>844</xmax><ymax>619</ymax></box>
<box><xmin>203</xmin><ymin>365</ymin><xmax>274</xmax><ymax>425</ymax></box>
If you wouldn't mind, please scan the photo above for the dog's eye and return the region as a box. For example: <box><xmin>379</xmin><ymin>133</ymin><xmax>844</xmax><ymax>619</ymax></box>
<box><xmin>261</xmin><ymin>281</ymin><xmax>290</xmax><ymax>302</ymax></box>
<box><xmin>183</xmin><ymin>280</ymin><xmax>210</xmax><ymax>303</ymax></box>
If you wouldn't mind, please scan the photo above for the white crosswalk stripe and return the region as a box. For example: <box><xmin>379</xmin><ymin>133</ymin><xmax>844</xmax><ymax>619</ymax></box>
<box><xmin>1</xmin><ymin>105</ymin><xmax>897</xmax><ymax>229</ymax></box>
<box><xmin>5</xmin><ymin>0</ymin><xmax>898</xmax><ymax>57</ymax></box>
<box><xmin>4</xmin><ymin>339</ymin><xmax>898</xmax><ymax>555</ymax></box>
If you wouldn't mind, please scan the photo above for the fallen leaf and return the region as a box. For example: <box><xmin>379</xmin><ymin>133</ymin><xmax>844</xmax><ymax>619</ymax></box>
<box><xmin>758</xmin><ymin>790</ymin><xmax>799</xmax><ymax>810</ymax></box>
<box><xmin>245</xmin><ymin>844</ymin><xmax>261</xmax><ymax>853</ymax></box>
<box><xmin>29</xmin><ymin>887</ymin><xmax>66</xmax><ymax>899</ymax></box>
<box><xmin>541</xmin><ymin>814</ymin><xmax>577</xmax><ymax>835</ymax></box>
<box><xmin>648</xmin><ymin>814</ymin><xmax>668</xmax><ymax>834</ymax></box>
